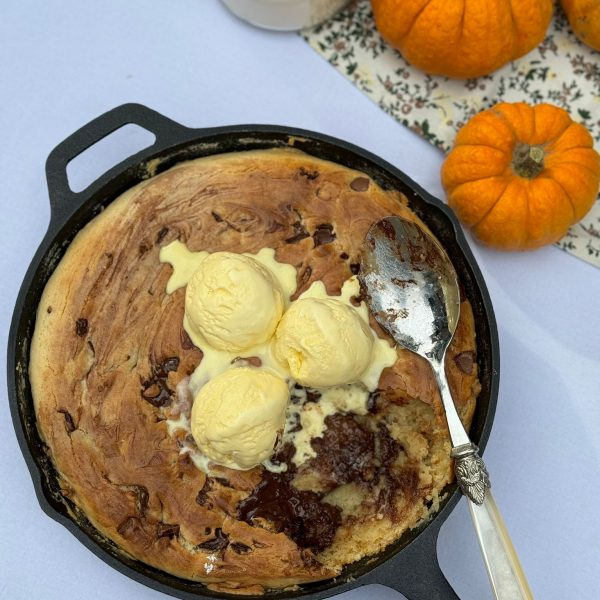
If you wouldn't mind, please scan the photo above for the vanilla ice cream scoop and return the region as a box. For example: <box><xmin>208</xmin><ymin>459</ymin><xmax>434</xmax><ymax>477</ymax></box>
<box><xmin>190</xmin><ymin>367</ymin><xmax>289</xmax><ymax>470</ymax></box>
<box><xmin>185</xmin><ymin>252</ymin><xmax>284</xmax><ymax>352</ymax></box>
<box><xmin>274</xmin><ymin>297</ymin><xmax>374</xmax><ymax>388</ymax></box>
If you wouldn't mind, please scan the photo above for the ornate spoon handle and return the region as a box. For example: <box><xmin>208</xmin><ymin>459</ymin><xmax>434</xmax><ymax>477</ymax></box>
<box><xmin>431</xmin><ymin>360</ymin><xmax>534</xmax><ymax>599</ymax></box>
<box><xmin>467</xmin><ymin>490</ymin><xmax>534</xmax><ymax>599</ymax></box>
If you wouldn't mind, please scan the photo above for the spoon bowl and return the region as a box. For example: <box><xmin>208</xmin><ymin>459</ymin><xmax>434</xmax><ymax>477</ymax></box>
<box><xmin>359</xmin><ymin>217</ymin><xmax>460</xmax><ymax>363</ymax></box>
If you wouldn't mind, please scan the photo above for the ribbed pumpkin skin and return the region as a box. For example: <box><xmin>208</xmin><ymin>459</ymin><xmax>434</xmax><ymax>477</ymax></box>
<box><xmin>562</xmin><ymin>0</ymin><xmax>600</xmax><ymax>50</ymax></box>
<box><xmin>371</xmin><ymin>0</ymin><xmax>554</xmax><ymax>79</ymax></box>
<box><xmin>441</xmin><ymin>103</ymin><xmax>600</xmax><ymax>250</ymax></box>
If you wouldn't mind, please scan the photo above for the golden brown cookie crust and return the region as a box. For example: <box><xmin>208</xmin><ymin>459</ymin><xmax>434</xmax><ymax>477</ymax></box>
<box><xmin>31</xmin><ymin>148</ymin><xmax>480</xmax><ymax>592</ymax></box>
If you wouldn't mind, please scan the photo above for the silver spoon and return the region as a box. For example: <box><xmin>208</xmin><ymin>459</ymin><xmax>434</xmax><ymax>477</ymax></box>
<box><xmin>359</xmin><ymin>216</ymin><xmax>533</xmax><ymax>600</ymax></box>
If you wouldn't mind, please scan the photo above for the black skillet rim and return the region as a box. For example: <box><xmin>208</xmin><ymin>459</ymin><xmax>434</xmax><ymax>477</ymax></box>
<box><xmin>7</xmin><ymin>104</ymin><xmax>499</xmax><ymax>600</ymax></box>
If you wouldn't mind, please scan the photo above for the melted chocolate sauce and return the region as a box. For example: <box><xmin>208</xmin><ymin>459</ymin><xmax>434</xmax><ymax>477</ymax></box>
<box><xmin>310</xmin><ymin>414</ymin><xmax>376</xmax><ymax>486</ymax></box>
<box><xmin>237</xmin><ymin>470</ymin><xmax>341</xmax><ymax>553</ymax></box>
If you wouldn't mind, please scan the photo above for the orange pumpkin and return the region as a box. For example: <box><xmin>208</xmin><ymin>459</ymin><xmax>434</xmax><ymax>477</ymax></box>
<box><xmin>441</xmin><ymin>103</ymin><xmax>600</xmax><ymax>250</ymax></box>
<box><xmin>562</xmin><ymin>0</ymin><xmax>600</xmax><ymax>50</ymax></box>
<box><xmin>371</xmin><ymin>0</ymin><xmax>553</xmax><ymax>79</ymax></box>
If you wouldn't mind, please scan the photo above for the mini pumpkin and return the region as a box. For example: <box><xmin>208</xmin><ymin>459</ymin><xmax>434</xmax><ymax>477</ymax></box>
<box><xmin>441</xmin><ymin>102</ymin><xmax>600</xmax><ymax>250</ymax></box>
<box><xmin>562</xmin><ymin>0</ymin><xmax>600</xmax><ymax>50</ymax></box>
<box><xmin>371</xmin><ymin>0</ymin><xmax>553</xmax><ymax>79</ymax></box>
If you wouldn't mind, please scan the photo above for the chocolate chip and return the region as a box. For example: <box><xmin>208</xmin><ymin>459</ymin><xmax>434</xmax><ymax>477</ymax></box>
<box><xmin>312</xmin><ymin>223</ymin><xmax>336</xmax><ymax>247</ymax></box>
<box><xmin>134</xmin><ymin>486</ymin><xmax>149</xmax><ymax>517</ymax></box>
<box><xmin>197</xmin><ymin>528</ymin><xmax>229</xmax><ymax>552</ymax></box>
<box><xmin>141</xmin><ymin>380</ymin><xmax>171</xmax><ymax>407</ymax></box>
<box><xmin>180</xmin><ymin>328</ymin><xmax>194</xmax><ymax>350</ymax></box>
<box><xmin>288</xmin><ymin>413</ymin><xmax>302</xmax><ymax>434</ymax></box>
<box><xmin>454</xmin><ymin>351</ymin><xmax>475</xmax><ymax>375</ymax></box>
<box><xmin>349</xmin><ymin>293</ymin><xmax>365</xmax><ymax>307</ymax></box>
<box><xmin>230</xmin><ymin>542</ymin><xmax>252</xmax><ymax>554</ymax></box>
<box><xmin>204</xmin><ymin>527</ymin><xmax>212</xmax><ymax>535</ymax></box>
<box><xmin>140</xmin><ymin>356</ymin><xmax>180</xmax><ymax>406</ymax></box>
<box><xmin>211</xmin><ymin>211</ymin><xmax>241</xmax><ymax>232</ymax></box>
<box><xmin>298</xmin><ymin>265</ymin><xmax>312</xmax><ymax>287</ymax></box>
<box><xmin>156</xmin><ymin>357</ymin><xmax>179</xmax><ymax>376</ymax></box>
<box><xmin>157</xmin><ymin>522</ymin><xmax>180</xmax><ymax>539</ymax></box>
<box><xmin>57</xmin><ymin>409</ymin><xmax>76</xmax><ymax>434</ymax></box>
<box><xmin>350</xmin><ymin>177</ymin><xmax>370</xmax><ymax>191</ymax></box>
<box><xmin>367</xmin><ymin>392</ymin><xmax>379</xmax><ymax>414</ymax></box>
<box><xmin>305</xmin><ymin>389</ymin><xmax>322</xmax><ymax>403</ymax></box>
<box><xmin>349</xmin><ymin>263</ymin><xmax>361</xmax><ymax>275</ymax></box>
<box><xmin>155</xmin><ymin>227</ymin><xmax>169</xmax><ymax>244</ymax></box>
<box><xmin>46</xmin><ymin>306</ymin><xmax>52</xmax><ymax>314</ymax></box>
<box><xmin>117</xmin><ymin>517</ymin><xmax>140</xmax><ymax>537</ymax></box>
<box><xmin>214</xmin><ymin>477</ymin><xmax>234</xmax><ymax>489</ymax></box>
<box><xmin>339</xmin><ymin>252</ymin><xmax>349</xmax><ymax>260</ymax></box>
<box><xmin>285</xmin><ymin>221</ymin><xmax>310</xmax><ymax>244</ymax></box>
<box><xmin>299</xmin><ymin>167</ymin><xmax>319</xmax><ymax>180</ymax></box>
<box><xmin>75</xmin><ymin>318</ymin><xmax>88</xmax><ymax>337</ymax></box>
<box><xmin>196</xmin><ymin>479</ymin><xmax>211</xmax><ymax>505</ymax></box>
<box><xmin>272</xmin><ymin>442</ymin><xmax>296</xmax><ymax>468</ymax></box>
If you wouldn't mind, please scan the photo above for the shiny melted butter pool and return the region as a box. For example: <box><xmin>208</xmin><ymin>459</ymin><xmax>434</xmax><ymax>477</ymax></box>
<box><xmin>159</xmin><ymin>240</ymin><xmax>397</xmax><ymax>472</ymax></box>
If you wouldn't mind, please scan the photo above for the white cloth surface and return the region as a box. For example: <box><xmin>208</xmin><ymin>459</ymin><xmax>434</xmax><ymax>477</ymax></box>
<box><xmin>0</xmin><ymin>1</ymin><xmax>598</xmax><ymax>599</ymax></box>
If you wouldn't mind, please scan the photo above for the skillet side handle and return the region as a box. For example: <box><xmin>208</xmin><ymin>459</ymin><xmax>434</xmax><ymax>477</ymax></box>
<box><xmin>45</xmin><ymin>103</ymin><xmax>190</xmax><ymax>217</ymax></box>
<box><xmin>368</xmin><ymin>521</ymin><xmax>460</xmax><ymax>600</ymax></box>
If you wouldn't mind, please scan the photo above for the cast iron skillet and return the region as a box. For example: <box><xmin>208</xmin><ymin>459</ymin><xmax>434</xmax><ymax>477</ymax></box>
<box><xmin>8</xmin><ymin>104</ymin><xmax>499</xmax><ymax>600</ymax></box>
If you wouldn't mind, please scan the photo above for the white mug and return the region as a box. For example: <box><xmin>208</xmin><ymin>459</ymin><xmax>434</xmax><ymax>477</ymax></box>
<box><xmin>221</xmin><ymin>0</ymin><xmax>350</xmax><ymax>31</ymax></box>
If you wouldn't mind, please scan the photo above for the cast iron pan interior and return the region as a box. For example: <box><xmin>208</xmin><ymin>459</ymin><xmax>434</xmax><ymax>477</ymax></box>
<box><xmin>8</xmin><ymin>104</ymin><xmax>499</xmax><ymax>600</ymax></box>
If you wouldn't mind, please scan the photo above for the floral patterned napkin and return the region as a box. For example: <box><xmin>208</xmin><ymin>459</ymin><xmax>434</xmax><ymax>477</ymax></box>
<box><xmin>302</xmin><ymin>0</ymin><xmax>600</xmax><ymax>268</ymax></box>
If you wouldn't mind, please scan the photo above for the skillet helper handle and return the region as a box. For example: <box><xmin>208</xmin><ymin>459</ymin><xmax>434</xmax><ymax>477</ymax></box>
<box><xmin>45</xmin><ymin>103</ymin><xmax>189</xmax><ymax>213</ymax></box>
<box><xmin>467</xmin><ymin>490</ymin><xmax>534</xmax><ymax>599</ymax></box>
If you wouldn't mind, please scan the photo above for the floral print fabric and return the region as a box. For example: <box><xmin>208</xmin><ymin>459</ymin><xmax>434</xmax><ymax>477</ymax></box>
<box><xmin>302</xmin><ymin>0</ymin><xmax>600</xmax><ymax>267</ymax></box>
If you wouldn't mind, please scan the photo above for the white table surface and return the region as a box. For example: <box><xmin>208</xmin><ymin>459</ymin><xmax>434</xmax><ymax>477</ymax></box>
<box><xmin>1</xmin><ymin>1</ymin><xmax>599</xmax><ymax>599</ymax></box>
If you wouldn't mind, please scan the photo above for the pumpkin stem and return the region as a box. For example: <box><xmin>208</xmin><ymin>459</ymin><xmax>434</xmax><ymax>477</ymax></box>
<box><xmin>512</xmin><ymin>143</ymin><xmax>545</xmax><ymax>178</ymax></box>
